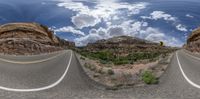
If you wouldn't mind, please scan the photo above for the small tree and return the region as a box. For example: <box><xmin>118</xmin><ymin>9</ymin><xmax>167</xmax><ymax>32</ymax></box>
<box><xmin>160</xmin><ymin>41</ymin><xmax>164</xmax><ymax>47</ymax></box>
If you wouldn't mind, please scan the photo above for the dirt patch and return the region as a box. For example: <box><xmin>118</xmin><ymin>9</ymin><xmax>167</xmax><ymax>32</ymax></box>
<box><xmin>76</xmin><ymin>53</ymin><xmax>173</xmax><ymax>89</ymax></box>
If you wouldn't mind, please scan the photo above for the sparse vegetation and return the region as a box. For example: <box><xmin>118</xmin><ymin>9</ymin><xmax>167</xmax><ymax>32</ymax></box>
<box><xmin>141</xmin><ymin>71</ymin><xmax>158</xmax><ymax>84</ymax></box>
<box><xmin>90</xmin><ymin>65</ymin><xmax>96</xmax><ymax>71</ymax></box>
<box><xmin>97</xmin><ymin>68</ymin><xmax>105</xmax><ymax>74</ymax></box>
<box><xmin>84</xmin><ymin>63</ymin><xmax>96</xmax><ymax>71</ymax></box>
<box><xmin>79</xmin><ymin>50</ymin><xmax>163</xmax><ymax>65</ymax></box>
<box><xmin>84</xmin><ymin>63</ymin><xmax>90</xmax><ymax>69</ymax></box>
<box><xmin>107</xmin><ymin>69</ymin><xmax>114</xmax><ymax>75</ymax></box>
<box><xmin>80</xmin><ymin>56</ymin><xmax>85</xmax><ymax>60</ymax></box>
<box><xmin>77</xmin><ymin>36</ymin><xmax>177</xmax><ymax>88</ymax></box>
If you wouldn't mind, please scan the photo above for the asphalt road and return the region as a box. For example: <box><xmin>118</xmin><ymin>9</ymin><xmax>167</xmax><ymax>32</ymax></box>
<box><xmin>0</xmin><ymin>50</ymin><xmax>200</xmax><ymax>99</ymax></box>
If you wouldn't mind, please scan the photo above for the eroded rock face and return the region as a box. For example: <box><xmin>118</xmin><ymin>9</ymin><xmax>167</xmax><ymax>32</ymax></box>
<box><xmin>0</xmin><ymin>22</ymin><xmax>74</xmax><ymax>55</ymax></box>
<box><xmin>186</xmin><ymin>27</ymin><xmax>200</xmax><ymax>52</ymax></box>
<box><xmin>82</xmin><ymin>36</ymin><xmax>176</xmax><ymax>55</ymax></box>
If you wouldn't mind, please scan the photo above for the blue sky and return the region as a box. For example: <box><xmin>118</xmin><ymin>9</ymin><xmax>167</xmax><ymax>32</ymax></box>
<box><xmin>0</xmin><ymin>0</ymin><xmax>200</xmax><ymax>47</ymax></box>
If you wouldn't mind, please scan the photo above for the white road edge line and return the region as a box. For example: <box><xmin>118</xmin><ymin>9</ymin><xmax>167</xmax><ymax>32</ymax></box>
<box><xmin>0</xmin><ymin>50</ymin><xmax>73</xmax><ymax>92</ymax></box>
<box><xmin>0</xmin><ymin>51</ymin><xmax>67</xmax><ymax>64</ymax></box>
<box><xmin>176</xmin><ymin>52</ymin><xmax>200</xmax><ymax>89</ymax></box>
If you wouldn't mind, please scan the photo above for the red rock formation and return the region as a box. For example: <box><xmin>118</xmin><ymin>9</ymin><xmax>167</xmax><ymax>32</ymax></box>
<box><xmin>0</xmin><ymin>22</ymin><xmax>74</xmax><ymax>55</ymax></box>
<box><xmin>186</xmin><ymin>27</ymin><xmax>200</xmax><ymax>52</ymax></box>
<box><xmin>83</xmin><ymin>36</ymin><xmax>176</xmax><ymax>55</ymax></box>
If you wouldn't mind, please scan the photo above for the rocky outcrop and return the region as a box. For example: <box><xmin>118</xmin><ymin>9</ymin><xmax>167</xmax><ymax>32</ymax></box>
<box><xmin>186</xmin><ymin>27</ymin><xmax>200</xmax><ymax>52</ymax></box>
<box><xmin>0</xmin><ymin>22</ymin><xmax>75</xmax><ymax>55</ymax></box>
<box><xmin>83</xmin><ymin>36</ymin><xmax>176</xmax><ymax>55</ymax></box>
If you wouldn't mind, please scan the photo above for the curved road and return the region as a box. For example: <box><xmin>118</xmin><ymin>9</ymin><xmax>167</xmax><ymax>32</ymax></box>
<box><xmin>0</xmin><ymin>50</ymin><xmax>200</xmax><ymax>99</ymax></box>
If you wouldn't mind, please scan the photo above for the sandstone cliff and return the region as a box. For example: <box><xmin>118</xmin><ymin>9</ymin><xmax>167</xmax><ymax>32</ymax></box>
<box><xmin>186</xmin><ymin>27</ymin><xmax>200</xmax><ymax>52</ymax></box>
<box><xmin>82</xmin><ymin>36</ymin><xmax>176</xmax><ymax>56</ymax></box>
<box><xmin>0</xmin><ymin>22</ymin><xmax>74</xmax><ymax>55</ymax></box>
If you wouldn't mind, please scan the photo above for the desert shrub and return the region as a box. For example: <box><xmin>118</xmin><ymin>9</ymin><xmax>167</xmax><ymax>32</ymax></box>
<box><xmin>84</xmin><ymin>63</ymin><xmax>90</xmax><ymax>68</ymax></box>
<box><xmin>80</xmin><ymin>56</ymin><xmax>85</xmax><ymax>60</ymax></box>
<box><xmin>97</xmin><ymin>68</ymin><xmax>105</xmax><ymax>74</ymax></box>
<box><xmin>112</xmin><ymin>56</ymin><xmax>130</xmax><ymax>65</ymax></box>
<box><xmin>107</xmin><ymin>69</ymin><xmax>114</xmax><ymax>75</ymax></box>
<box><xmin>90</xmin><ymin>65</ymin><xmax>96</xmax><ymax>71</ymax></box>
<box><xmin>130</xmin><ymin>60</ymin><xmax>134</xmax><ymax>64</ymax></box>
<box><xmin>80</xmin><ymin>50</ymin><xmax>162</xmax><ymax>65</ymax></box>
<box><xmin>80</xmin><ymin>50</ymin><xmax>114</xmax><ymax>61</ymax></box>
<box><xmin>84</xmin><ymin>63</ymin><xmax>96</xmax><ymax>71</ymax></box>
<box><xmin>93</xmin><ymin>74</ymin><xmax>99</xmax><ymax>78</ymax></box>
<box><xmin>113</xmin><ymin>59</ymin><xmax>129</xmax><ymax>65</ymax></box>
<box><xmin>100</xmin><ymin>60</ymin><xmax>110</xmax><ymax>64</ymax></box>
<box><xmin>141</xmin><ymin>71</ymin><xmax>158</xmax><ymax>84</ymax></box>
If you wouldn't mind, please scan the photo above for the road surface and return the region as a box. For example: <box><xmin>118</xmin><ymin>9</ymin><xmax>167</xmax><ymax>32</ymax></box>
<box><xmin>0</xmin><ymin>50</ymin><xmax>200</xmax><ymax>99</ymax></box>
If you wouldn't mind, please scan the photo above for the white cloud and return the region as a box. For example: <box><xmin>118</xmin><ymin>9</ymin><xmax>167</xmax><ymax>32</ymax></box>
<box><xmin>141</xmin><ymin>11</ymin><xmax>176</xmax><ymax>21</ymax></box>
<box><xmin>143</xmin><ymin>28</ymin><xmax>165</xmax><ymax>41</ymax></box>
<box><xmin>186</xmin><ymin>14</ymin><xmax>194</xmax><ymax>18</ymax></box>
<box><xmin>75</xmin><ymin>34</ymin><xmax>101</xmax><ymax>46</ymax></box>
<box><xmin>57</xmin><ymin>0</ymin><xmax>90</xmax><ymax>13</ymax></box>
<box><xmin>108</xmin><ymin>26</ymin><xmax>125</xmax><ymax>37</ymax></box>
<box><xmin>54</xmin><ymin>26</ymin><xmax>85</xmax><ymax>36</ymax></box>
<box><xmin>113</xmin><ymin>16</ymin><xmax>119</xmax><ymax>20</ymax></box>
<box><xmin>176</xmin><ymin>24</ymin><xmax>187</xmax><ymax>32</ymax></box>
<box><xmin>141</xmin><ymin>11</ymin><xmax>188</xmax><ymax>32</ymax></box>
<box><xmin>89</xmin><ymin>27</ymin><xmax>108</xmax><ymax>37</ymax></box>
<box><xmin>72</xmin><ymin>14</ymin><xmax>100</xmax><ymax>29</ymax></box>
<box><xmin>74</xmin><ymin>20</ymin><xmax>182</xmax><ymax>47</ymax></box>
<box><xmin>41</xmin><ymin>2</ymin><xmax>46</xmax><ymax>5</ymax></box>
<box><xmin>141</xmin><ymin>27</ymin><xmax>183</xmax><ymax>47</ymax></box>
<box><xmin>150</xmin><ymin>11</ymin><xmax>176</xmax><ymax>21</ymax></box>
<box><xmin>57</xmin><ymin>0</ymin><xmax>148</xmax><ymax>28</ymax></box>
<box><xmin>56</xmin><ymin>1</ymin><xmax>183</xmax><ymax>47</ymax></box>
<box><xmin>57</xmin><ymin>0</ymin><xmax>148</xmax><ymax>15</ymax></box>
<box><xmin>75</xmin><ymin>27</ymin><xmax>110</xmax><ymax>46</ymax></box>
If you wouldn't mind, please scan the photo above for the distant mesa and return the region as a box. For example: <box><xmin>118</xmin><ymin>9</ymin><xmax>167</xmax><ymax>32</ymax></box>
<box><xmin>186</xmin><ymin>27</ymin><xmax>200</xmax><ymax>53</ymax></box>
<box><xmin>84</xmin><ymin>36</ymin><xmax>175</xmax><ymax>55</ymax></box>
<box><xmin>0</xmin><ymin>22</ymin><xmax>74</xmax><ymax>55</ymax></box>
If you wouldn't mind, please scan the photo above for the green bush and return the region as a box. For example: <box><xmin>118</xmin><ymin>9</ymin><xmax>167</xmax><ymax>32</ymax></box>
<box><xmin>100</xmin><ymin>60</ymin><xmax>110</xmax><ymax>64</ymax></box>
<box><xmin>107</xmin><ymin>69</ymin><xmax>114</xmax><ymax>75</ymax></box>
<box><xmin>79</xmin><ymin>50</ymin><xmax>162</xmax><ymax>65</ymax></box>
<box><xmin>113</xmin><ymin>60</ymin><xmax>129</xmax><ymax>65</ymax></box>
<box><xmin>141</xmin><ymin>71</ymin><xmax>158</xmax><ymax>84</ymax></box>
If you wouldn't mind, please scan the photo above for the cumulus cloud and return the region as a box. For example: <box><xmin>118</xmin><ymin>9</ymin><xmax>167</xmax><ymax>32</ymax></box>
<box><xmin>89</xmin><ymin>28</ymin><xmax>108</xmax><ymax>37</ymax></box>
<box><xmin>108</xmin><ymin>26</ymin><xmax>125</xmax><ymax>37</ymax></box>
<box><xmin>141</xmin><ymin>11</ymin><xmax>176</xmax><ymax>21</ymax></box>
<box><xmin>140</xmin><ymin>27</ymin><xmax>183</xmax><ymax>47</ymax></box>
<box><xmin>72</xmin><ymin>14</ymin><xmax>100</xmax><ymax>29</ymax></box>
<box><xmin>57</xmin><ymin>0</ymin><xmax>90</xmax><ymax>13</ymax></box>
<box><xmin>75</xmin><ymin>34</ymin><xmax>102</xmax><ymax>46</ymax></box>
<box><xmin>176</xmin><ymin>24</ymin><xmax>187</xmax><ymax>32</ymax></box>
<box><xmin>57</xmin><ymin>0</ymin><xmax>148</xmax><ymax>28</ymax></box>
<box><xmin>54</xmin><ymin>26</ymin><xmax>85</xmax><ymax>36</ymax></box>
<box><xmin>141</xmin><ymin>11</ymin><xmax>188</xmax><ymax>32</ymax></box>
<box><xmin>75</xmin><ymin>20</ymin><xmax>182</xmax><ymax>47</ymax></box>
<box><xmin>58</xmin><ymin>0</ymin><xmax>148</xmax><ymax>18</ymax></box>
<box><xmin>56</xmin><ymin>1</ymin><xmax>183</xmax><ymax>47</ymax></box>
<box><xmin>143</xmin><ymin>27</ymin><xmax>165</xmax><ymax>41</ymax></box>
<box><xmin>186</xmin><ymin>14</ymin><xmax>194</xmax><ymax>18</ymax></box>
<box><xmin>75</xmin><ymin>28</ymin><xmax>109</xmax><ymax>46</ymax></box>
